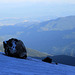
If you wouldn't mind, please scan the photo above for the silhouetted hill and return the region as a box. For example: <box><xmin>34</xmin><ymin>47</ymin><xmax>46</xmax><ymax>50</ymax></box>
<box><xmin>51</xmin><ymin>55</ymin><xmax>75</xmax><ymax>66</ymax></box>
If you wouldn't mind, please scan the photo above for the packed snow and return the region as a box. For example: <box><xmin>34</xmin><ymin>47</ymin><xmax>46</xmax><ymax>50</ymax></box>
<box><xmin>0</xmin><ymin>52</ymin><xmax>75</xmax><ymax>75</ymax></box>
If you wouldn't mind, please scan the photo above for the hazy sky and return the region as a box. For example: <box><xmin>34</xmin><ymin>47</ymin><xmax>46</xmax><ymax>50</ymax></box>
<box><xmin>0</xmin><ymin>0</ymin><xmax>75</xmax><ymax>19</ymax></box>
<box><xmin>0</xmin><ymin>0</ymin><xmax>75</xmax><ymax>4</ymax></box>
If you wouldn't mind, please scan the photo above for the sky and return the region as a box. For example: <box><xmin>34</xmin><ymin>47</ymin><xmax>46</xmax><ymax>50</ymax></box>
<box><xmin>0</xmin><ymin>0</ymin><xmax>75</xmax><ymax>20</ymax></box>
<box><xmin>0</xmin><ymin>0</ymin><xmax>75</xmax><ymax>4</ymax></box>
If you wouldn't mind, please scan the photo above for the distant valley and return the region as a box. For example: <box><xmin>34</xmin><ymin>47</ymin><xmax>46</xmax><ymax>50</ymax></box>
<box><xmin>0</xmin><ymin>16</ymin><xmax>75</xmax><ymax>57</ymax></box>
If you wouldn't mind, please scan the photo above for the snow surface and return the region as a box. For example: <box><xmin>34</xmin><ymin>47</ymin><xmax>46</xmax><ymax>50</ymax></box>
<box><xmin>0</xmin><ymin>52</ymin><xmax>75</xmax><ymax>75</ymax></box>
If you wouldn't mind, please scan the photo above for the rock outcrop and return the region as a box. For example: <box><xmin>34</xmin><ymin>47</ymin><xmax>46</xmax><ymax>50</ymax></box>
<box><xmin>42</xmin><ymin>57</ymin><xmax>52</xmax><ymax>63</ymax></box>
<box><xmin>3</xmin><ymin>38</ymin><xmax>27</xmax><ymax>59</ymax></box>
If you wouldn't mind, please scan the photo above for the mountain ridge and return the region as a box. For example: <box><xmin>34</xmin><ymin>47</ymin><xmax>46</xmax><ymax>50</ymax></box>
<box><xmin>0</xmin><ymin>16</ymin><xmax>75</xmax><ymax>57</ymax></box>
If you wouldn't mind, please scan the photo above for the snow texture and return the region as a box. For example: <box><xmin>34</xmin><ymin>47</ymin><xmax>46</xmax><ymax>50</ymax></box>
<box><xmin>4</xmin><ymin>41</ymin><xmax>7</xmax><ymax>44</ymax></box>
<box><xmin>10</xmin><ymin>40</ymin><xmax>16</xmax><ymax>54</ymax></box>
<box><xmin>0</xmin><ymin>52</ymin><xmax>75</xmax><ymax>75</ymax></box>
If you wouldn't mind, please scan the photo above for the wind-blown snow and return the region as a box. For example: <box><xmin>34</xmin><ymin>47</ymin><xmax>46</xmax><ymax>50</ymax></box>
<box><xmin>0</xmin><ymin>52</ymin><xmax>75</xmax><ymax>75</ymax></box>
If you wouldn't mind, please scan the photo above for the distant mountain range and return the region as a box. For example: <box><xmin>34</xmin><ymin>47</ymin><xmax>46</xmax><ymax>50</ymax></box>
<box><xmin>0</xmin><ymin>16</ymin><xmax>75</xmax><ymax>57</ymax></box>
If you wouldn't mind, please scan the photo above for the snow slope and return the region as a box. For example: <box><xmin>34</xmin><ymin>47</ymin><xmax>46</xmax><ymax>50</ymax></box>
<box><xmin>0</xmin><ymin>52</ymin><xmax>75</xmax><ymax>75</ymax></box>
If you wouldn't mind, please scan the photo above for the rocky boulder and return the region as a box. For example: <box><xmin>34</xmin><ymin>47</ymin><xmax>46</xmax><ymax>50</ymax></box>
<box><xmin>42</xmin><ymin>57</ymin><xmax>52</xmax><ymax>63</ymax></box>
<box><xmin>3</xmin><ymin>38</ymin><xmax>27</xmax><ymax>59</ymax></box>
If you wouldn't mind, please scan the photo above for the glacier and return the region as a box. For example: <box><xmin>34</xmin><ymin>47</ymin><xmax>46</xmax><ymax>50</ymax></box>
<box><xmin>0</xmin><ymin>52</ymin><xmax>75</xmax><ymax>75</ymax></box>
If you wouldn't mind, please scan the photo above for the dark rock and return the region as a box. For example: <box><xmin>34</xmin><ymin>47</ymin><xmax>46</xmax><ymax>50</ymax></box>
<box><xmin>56</xmin><ymin>63</ymin><xmax>58</xmax><ymax>65</ymax></box>
<box><xmin>3</xmin><ymin>38</ymin><xmax>27</xmax><ymax>59</ymax></box>
<box><xmin>42</xmin><ymin>57</ymin><xmax>52</xmax><ymax>63</ymax></box>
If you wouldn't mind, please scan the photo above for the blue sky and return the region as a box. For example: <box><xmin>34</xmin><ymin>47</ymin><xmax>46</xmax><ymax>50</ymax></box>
<box><xmin>0</xmin><ymin>0</ymin><xmax>75</xmax><ymax>20</ymax></box>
